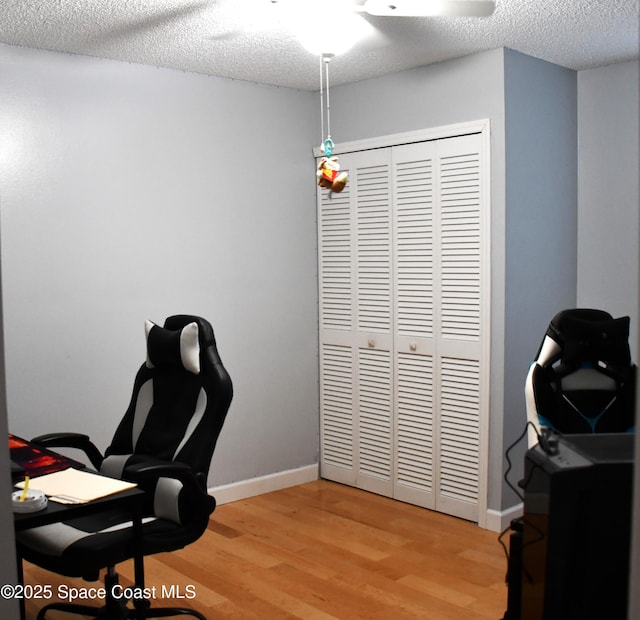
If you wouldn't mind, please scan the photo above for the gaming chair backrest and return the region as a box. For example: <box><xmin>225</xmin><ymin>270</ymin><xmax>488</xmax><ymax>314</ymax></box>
<box><xmin>525</xmin><ymin>308</ymin><xmax>636</xmax><ymax>446</ymax></box>
<box><xmin>102</xmin><ymin>314</ymin><xmax>233</xmax><ymax>483</ymax></box>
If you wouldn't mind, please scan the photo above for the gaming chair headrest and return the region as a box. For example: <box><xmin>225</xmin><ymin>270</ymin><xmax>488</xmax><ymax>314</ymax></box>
<box><xmin>145</xmin><ymin>315</ymin><xmax>216</xmax><ymax>375</ymax></box>
<box><xmin>164</xmin><ymin>315</ymin><xmax>216</xmax><ymax>347</ymax></box>
<box><xmin>538</xmin><ymin>308</ymin><xmax>632</xmax><ymax>378</ymax></box>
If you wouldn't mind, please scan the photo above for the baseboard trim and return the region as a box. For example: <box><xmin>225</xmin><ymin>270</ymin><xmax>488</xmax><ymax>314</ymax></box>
<box><xmin>210</xmin><ymin>468</ymin><xmax>524</xmax><ymax>530</ymax></box>
<box><xmin>485</xmin><ymin>503</ymin><xmax>523</xmax><ymax>532</ymax></box>
<box><xmin>209</xmin><ymin>464</ymin><xmax>319</xmax><ymax>505</ymax></box>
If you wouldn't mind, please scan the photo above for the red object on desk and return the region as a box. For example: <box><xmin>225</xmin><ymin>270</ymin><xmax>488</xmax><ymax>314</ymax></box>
<box><xmin>9</xmin><ymin>434</ymin><xmax>86</xmax><ymax>480</ymax></box>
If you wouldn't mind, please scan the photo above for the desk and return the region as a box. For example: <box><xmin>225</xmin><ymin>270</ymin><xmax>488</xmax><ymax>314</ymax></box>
<box><xmin>13</xmin><ymin>474</ymin><xmax>145</xmax><ymax>620</ymax></box>
<box><xmin>13</xmin><ymin>487</ymin><xmax>143</xmax><ymax>532</ymax></box>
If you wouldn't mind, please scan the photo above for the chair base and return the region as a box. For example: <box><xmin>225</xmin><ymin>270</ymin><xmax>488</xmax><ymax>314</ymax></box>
<box><xmin>36</xmin><ymin>571</ymin><xmax>206</xmax><ymax>620</ymax></box>
<box><xmin>37</xmin><ymin>601</ymin><xmax>206</xmax><ymax>620</ymax></box>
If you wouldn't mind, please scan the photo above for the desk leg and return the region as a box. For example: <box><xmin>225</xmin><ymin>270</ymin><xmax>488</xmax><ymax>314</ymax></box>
<box><xmin>131</xmin><ymin>502</ymin><xmax>147</xmax><ymax>620</ymax></box>
<box><xmin>17</xmin><ymin>553</ymin><xmax>25</xmax><ymax>620</ymax></box>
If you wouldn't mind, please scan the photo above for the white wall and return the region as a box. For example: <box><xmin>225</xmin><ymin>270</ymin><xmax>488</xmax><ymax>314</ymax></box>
<box><xmin>577</xmin><ymin>60</ymin><xmax>640</xmax><ymax>358</ymax></box>
<box><xmin>0</xmin><ymin>43</ymin><xmax>319</xmax><ymax>489</ymax></box>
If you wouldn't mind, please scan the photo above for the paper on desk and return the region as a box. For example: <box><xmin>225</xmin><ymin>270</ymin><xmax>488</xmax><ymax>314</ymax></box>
<box><xmin>16</xmin><ymin>467</ymin><xmax>136</xmax><ymax>503</ymax></box>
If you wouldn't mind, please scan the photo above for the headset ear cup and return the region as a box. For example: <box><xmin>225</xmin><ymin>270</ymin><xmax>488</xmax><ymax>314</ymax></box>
<box><xmin>531</xmin><ymin>364</ymin><xmax>556</xmax><ymax>429</ymax></box>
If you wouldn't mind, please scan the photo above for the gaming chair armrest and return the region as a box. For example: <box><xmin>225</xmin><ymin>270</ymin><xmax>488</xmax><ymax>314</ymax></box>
<box><xmin>31</xmin><ymin>432</ymin><xmax>105</xmax><ymax>470</ymax></box>
<box><xmin>124</xmin><ymin>461</ymin><xmax>207</xmax><ymax>493</ymax></box>
<box><xmin>124</xmin><ymin>461</ymin><xmax>215</xmax><ymax>514</ymax></box>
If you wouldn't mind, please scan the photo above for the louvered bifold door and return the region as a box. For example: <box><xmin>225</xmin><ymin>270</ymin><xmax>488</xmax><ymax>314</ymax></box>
<box><xmin>353</xmin><ymin>150</ymin><xmax>393</xmax><ymax>497</ymax></box>
<box><xmin>391</xmin><ymin>141</ymin><xmax>437</xmax><ymax>509</ymax></box>
<box><xmin>434</xmin><ymin>133</ymin><xmax>486</xmax><ymax>523</ymax></box>
<box><xmin>319</xmin><ymin>131</ymin><xmax>488</xmax><ymax>521</ymax></box>
<box><xmin>319</xmin><ymin>153</ymin><xmax>357</xmax><ymax>485</ymax></box>
<box><xmin>319</xmin><ymin>150</ymin><xmax>394</xmax><ymax>495</ymax></box>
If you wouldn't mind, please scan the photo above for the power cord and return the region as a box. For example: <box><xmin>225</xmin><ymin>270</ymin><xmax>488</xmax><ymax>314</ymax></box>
<box><xmin>498</xmin><ymin>421</ymin><xmax>546</xmax><ymax>570</ymax></box>
<box><xmin>504</xmin><ymin>421</ymin><xmax>541</xmax><ymax>502</ymax></box>
<box><xmin>499</xmin><ymin>421</ymin><xmax>553</xmax><ymax>585</ymax></box>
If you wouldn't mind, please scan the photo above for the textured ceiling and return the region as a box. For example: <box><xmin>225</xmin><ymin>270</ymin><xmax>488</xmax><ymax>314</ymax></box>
<box><xmin>0</xmin><ymin>0</ymin><xmax>638</xmax><ymax>91</ymax></box>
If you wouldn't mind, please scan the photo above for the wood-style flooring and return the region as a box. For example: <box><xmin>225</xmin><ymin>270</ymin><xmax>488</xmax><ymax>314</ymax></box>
<box><xmin>24</xmin><ymin>480</ymin><xmax>509</xmax><ymax>619</ymax></box>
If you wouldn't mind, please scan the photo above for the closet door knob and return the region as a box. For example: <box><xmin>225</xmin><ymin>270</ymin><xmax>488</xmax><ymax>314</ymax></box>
<box><xmin>410</xmin><ymin>343</ymin><xmax>417</xmax><ymax>352</ymax></box>
<box><xmin>368</xmin><ymin>339</ymin><xmax>376</xmax><ymax>348</ymax></box>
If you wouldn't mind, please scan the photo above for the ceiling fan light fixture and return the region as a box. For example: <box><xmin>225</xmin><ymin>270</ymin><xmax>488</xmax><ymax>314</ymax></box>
<box><xmin>292</xmin><ymin>1</ymin><xmax>373</xmax><ymax>56</ymax></box>
<box><xmin>363</xmin><ymin>0</ymin><xmax>495</xmax><ymax>18</ymax></box>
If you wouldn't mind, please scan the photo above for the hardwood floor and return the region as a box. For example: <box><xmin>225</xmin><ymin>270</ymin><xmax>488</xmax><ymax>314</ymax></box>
<box><xmin>24</xmin><ymin>480</ymin><xmax>509</xmax><ymax>619</ymax></box>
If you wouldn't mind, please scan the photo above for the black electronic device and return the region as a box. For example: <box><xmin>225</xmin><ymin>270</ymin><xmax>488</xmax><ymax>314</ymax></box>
<box><xmin>8</xmin><ymin>433</ymin><xmax>86</xmax><ymax>481</ymax></box>
<box><xmin>521</xmin><ymin>432</ymin><xmax>634</xmax><ymax>620</ymax></box>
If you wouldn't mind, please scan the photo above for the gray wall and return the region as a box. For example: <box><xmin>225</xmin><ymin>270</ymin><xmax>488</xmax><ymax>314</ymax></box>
<box><xmin>502</xmin><ymin>49</ymin><xmax>578</xmax><ymax>505</ymax></box>
<box><xmin>576</xmin><ymin>59</ymin><xmax>639</xmax><ymax>619</ymax></box>
<box><xmin>0</xmin><ymin>43</ymin><xmax>319</xmax><ymax>489</ymax></box>
<box><xmin>577</xmin><ymin>60</ymin><xmax>639</xmax><ymax>356</ymax></box>
<box><xmin>0</xmin><ymin>43</ymin><xmax>315</xmax><ymax>618</ymax></box>
<box><xmin>0</xmin><ymin>244</ymin><xmax>19</xmax><ymax>619</ymax></box>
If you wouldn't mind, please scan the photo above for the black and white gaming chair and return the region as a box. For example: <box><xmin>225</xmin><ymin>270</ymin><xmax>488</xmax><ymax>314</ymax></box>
<box><xmin>17</xmin><ymin>315</ymin><xmax>233</xmax><ymax>619</ymax></box>
<box><xmin>525</xmin><ymin>308</ymin><xmax>636</xmax><ymax>447</ymax></box>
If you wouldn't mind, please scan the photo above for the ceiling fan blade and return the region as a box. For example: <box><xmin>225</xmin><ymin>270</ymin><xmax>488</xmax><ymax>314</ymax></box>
<box><xmin>87</xmin><ymin>2</ymin><xmax>212</xmax><ymax>45</ymax></box>
<box><xmin>363</xmin><ymin>0</ymin><xmax>495</xmax><ymax>18</ymax></box>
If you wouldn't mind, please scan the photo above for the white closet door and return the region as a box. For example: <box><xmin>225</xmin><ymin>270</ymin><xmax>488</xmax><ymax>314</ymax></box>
<box><xmin>391</xmin><ymin>135</ymin><xmax>486</xmax><ymax>519</ymax></box>
<box><xmin>319</xmin><ymin>154</ymin><xmax>356</xmax><ymax>485</ymax></box>
<box><xmin>391</xmin><ymin>141</ymin><xmax>437</xmax><ymax>509</ymax></box>
<box><xmin>435</xmin><ymin>133</ymin><xmax>485</xmax><ymax>523</ymax></box>
<box><xmin>354</xmin><ymin>150</ymin><xmax>393</xmax><ymax>496</ymax></box>
<box><xmin>319</xmin><ymin>149</ymin><xmax>394</xmax><ymax>496</ymax></box>
<box><xmin>319</xmin><ymin>130</ymin><xmax>488</xmax><ymax>523</ymax></box>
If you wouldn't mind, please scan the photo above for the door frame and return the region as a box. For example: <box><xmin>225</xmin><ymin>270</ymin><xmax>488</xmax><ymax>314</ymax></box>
<box><xmin>316</xmin><ymin>119</ymin><xmax>491</xmax><ymax>528</ymax></box>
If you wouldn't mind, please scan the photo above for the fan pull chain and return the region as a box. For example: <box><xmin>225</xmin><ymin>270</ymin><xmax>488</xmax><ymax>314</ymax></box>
<box><xmin>316</xmin><ymin>52</ymin><xmax>347</xmax><ymax>194</ymax></box>
<box><xmin>319</xmin><ymin>54</ymin><xmax>325</xmax><ymax>152</ymax></box>
<box><xmin>325</xmin><ymin>55</ymin><xmax>331</xmax><ymax>146</ymax></box>
<box><xmin>320</xmin><ymin>53</ymin><xmax>334</xmax><ymax>156</ymax></box>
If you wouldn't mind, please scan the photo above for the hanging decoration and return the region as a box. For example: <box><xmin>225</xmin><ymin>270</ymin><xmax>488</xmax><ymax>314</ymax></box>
<box><xmin>316</xmin><ymin>53</ymin><xmax>348</xmax><ymax>194</ymax></box>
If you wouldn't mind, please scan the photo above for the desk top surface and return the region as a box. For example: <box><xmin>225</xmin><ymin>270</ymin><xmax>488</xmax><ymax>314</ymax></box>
<box><xmin>13</xmin><ymin>486</ymin><xmax>144</xmax><ymax>530</ymax></box>
<box><xmin>9</xmin><ymin>434</ymin><xmax>144</xmax><ymax>530</ymax></box>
